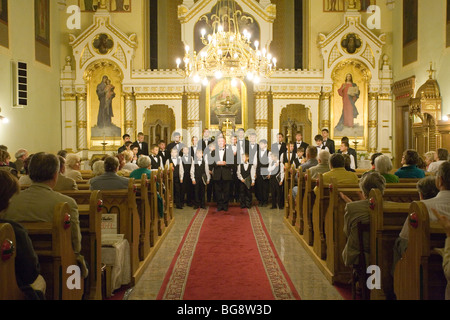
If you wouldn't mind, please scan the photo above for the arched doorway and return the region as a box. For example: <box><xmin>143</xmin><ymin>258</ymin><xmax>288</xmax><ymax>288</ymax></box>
<box><xmin>143</xmin><ymin>105</ymin><xmax>176</xmax><ymax>145</ymax></box>
<box><xmin>279</xmin><ymin>105</ymin><xmax>312</xmax><ymax>143</ymax></box>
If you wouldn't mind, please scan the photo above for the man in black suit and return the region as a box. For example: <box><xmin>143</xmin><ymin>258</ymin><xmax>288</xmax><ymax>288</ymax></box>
<box><xmin>158</xmin><ymin>140</ymin><xmax>169</xmax><ymax>164</ymax></box>
<box><xmin>321</xmin><ymin>129</ymin><xmax>335</xmax><ymax>154</ymax></box>
<box><xmin>272</xmin><ymin>133</ymin><xmax>287</xmax><ymax>161</ymax></box>
<box><xmin>134</xmin><ymin>132</ymin><xmax>149</xmax><ymax>156</ymax></box>
<box><xmin>284</xmin><ymin>142</ymin><xmax>296</xmax><ymax>165</ymax></box>
<box><xmin>118</xmin><ymin>134</ymin><xmax>131</xmax><ymax>154</ymax></box>
<box><xmin>201</xmin><ymin>128</ymin><xmax>214</xmax><ymax>153</ymax></box>
<box><xmin>190</xmin><ymin>136</ymin><xmax>199</xmax><ymax>159</ymax></box>
<box><xmin>211</xmin><ymin>136</ymin><xmax>234</xmax><ymax>212</ymax></box>
<box><xmin>247</xmin><ymin>132</ymin><xmax>259</xmax><ymax>165</ymax></box>
<box><xmin>293</xmin><ymin>132</ymin><xmax>309</xmax><ymax>155</ymax></box>
<box><xmin>166</xmin><ymin>132</ymin><xmax>185</xmax><ymax>157</ymax></box>
<box><xmin>256</xmin><ymin>139</ymin><xmax>270</xmax><ymax>206</ymax></box>
<box><xmin>337</xmin><ymin>137</ymin><xmax>358</xmax><ymax>169</ymax></box>
<box><xmin>236</xmin><ymin>128</ymin><xmax>249</xmax><ymax>165</ymax></box>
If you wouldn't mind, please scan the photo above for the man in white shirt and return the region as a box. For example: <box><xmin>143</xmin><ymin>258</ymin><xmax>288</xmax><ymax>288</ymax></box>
<box><xmin>428</xmin><ymin>149</ymin><xmax>449</xmax><ymax>173</ymax></box>
<box><xmin>314</xmin><ymin>134</ymin><xmax>330</xmax><ymax>154</ymax></box>
<box><xmin>248</xmin><ymin>132</ymin><xmax>259</xmax><ymax>165</ymax></box>
<box><xmin>190</xmin><ymin>136</ymin><xmax>199</xmax><ymax>159</ymax></box>
<box><xmin>339</xmin><ymin>141</ymin><xmax>355</xmax><ymax>170</ymax></box>
<box><xmin>166</xmin><ymin>149</ymin><xmax>185</xmax><ymax>209</ymax></box>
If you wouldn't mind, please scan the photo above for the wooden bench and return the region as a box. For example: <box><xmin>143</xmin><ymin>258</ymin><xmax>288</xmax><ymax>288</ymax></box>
<box><xmin>301</xmin><ymin>170</ymin><xmax>317</xmax><ymax>245</ymax></box>
<box><xmin>394</xmin><ymin>201</ymin><xmax>447</xmax><ymax>300</ymax></box>
<box><xmin>76</xmin><ymin>190</ymin><xmax>103</xmax><ymax>300</ymax></box>
<box><xmin>284</xmin><ymin>166</ymin><xmax>292</xmax><ymax>222</ymax></box>
<box><xmin>164</xmin><ymin>165</ymin><xmax>174</xmax><ymax>224</ymax></box>
<box><xmin>21</xmin><ymin>202</ymin><xmax>84</xmax><ymax>300</ymax></box>
<box><xmin>293</xmin><ymin>169</ymin><xmax>305</xmax><ymax>231</ymax></box>
<box><xmin>135</xmin><ymin>174</ymin><xmax>151</xmax><ymax>262</ymax></box>
<box><xmin>0</xmin><ymin>223</ymin><xmax>26</xmax><ymax>300</ymax></box>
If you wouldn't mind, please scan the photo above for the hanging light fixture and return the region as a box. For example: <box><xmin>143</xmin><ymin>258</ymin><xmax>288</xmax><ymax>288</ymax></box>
<box><xmin>176</xmin><ymin>0</ymin><xmax>277</xmax><ymax>86</ymax></box>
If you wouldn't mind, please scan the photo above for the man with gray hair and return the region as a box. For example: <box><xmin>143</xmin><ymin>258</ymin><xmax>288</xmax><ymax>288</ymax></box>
<box><xmin>341</xmin><ymin>171</ymin><xmax>387</xmax><ymax>267</ymax></box>
<box><xmin>428</xmin><ymin>148</ymin><xmax>449</xmax><ymax>173</ymax></box>
<box><xmin>13</xmin><ymin>149</ymin><xmax>28</xmax><ymax>174</ymax></box>
<box><xmin>309</xmin><ymin>150</ymin><xmax>331</xmax><ymax>179</ymax></box>
<box><xmin>90</xmin><ymin>156</ymin><xmax>130</xmax><ymax>190</ymax></box>
<box><xmin>1</xmin><ymin>152</ymin><xmax>88</xmax><ymax>278</ymax></box>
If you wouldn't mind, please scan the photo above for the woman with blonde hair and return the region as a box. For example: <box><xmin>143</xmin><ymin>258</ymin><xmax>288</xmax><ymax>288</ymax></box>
<box><xmin>424</xmin><ymin>151</ymin><xmax>437</xmax><ymax>171</ymax></box>
<box><xmin>65</xmin><ymin>153</ymin><xmax>83</xmax><ymax>181</ymax></box>
<box><xmin>122</xmin><ymin>150</ymin><xmax>138</xmax><ymax>172</ymax></box>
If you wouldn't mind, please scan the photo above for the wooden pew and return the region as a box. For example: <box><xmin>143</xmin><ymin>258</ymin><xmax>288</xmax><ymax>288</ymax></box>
<box><xmin>284</xmin><ymin>165</ymin><xmax>292</xmax><ymax>222</ymax></box>
<box><xmin>157</xmin><ymin>168</ymin><xmax>166</xmax><ymax>234</ymax></box>
<box><xmin>21</xmin><ymin>202</ymin><xmax>84</xmax><ymax>300</ymax></box>
<box><xmin>97</xmin><ymin>179</ymin><xmax>141</xmax><ymax>284</ymax></box>
<box><xmin>301</xmin><ymin>170</ymin><xmax>317</xmax><ymax>245</ymax></box>
<box><xmin>76</xmin><ymin>190</ymin><xmax>103</xmax><ymax>300</ymax></box>
<box><xmin>394</xmin><ymin>201</ymin><xmax>447</xmax><ymax>300</ymax></box>
<box><xmin>0</xmin><ymin>223</ymin><xmax>25</xmax><ymax>300</ymax></box>
<box><xmin>313</xmin><ymin>174</ymin><xmax>330</xmax><ymax>260</ymax></box>
<box><xmin>135</xmin><ymin>174</ymin><xmax>151</xmax><ymax>262</ymax></box>
<box><xmin>293</xmin><ymin>169</ymin><xmax>305</xmax><ymax>231</ymax></box>
<box><xmin>164</xmin><ymin>165</ymin><xmax>174</xmax><ymax>223</ymax></box>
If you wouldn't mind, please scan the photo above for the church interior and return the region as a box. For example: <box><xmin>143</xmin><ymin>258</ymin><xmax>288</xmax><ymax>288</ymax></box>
<box><xmin>0</xmin><ymin>0</ymin><xmax>450</xmax><ymax>302</ymax></box>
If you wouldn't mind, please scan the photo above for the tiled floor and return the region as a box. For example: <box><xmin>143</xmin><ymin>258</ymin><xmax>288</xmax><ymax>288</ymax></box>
<box><xmin>128</xmin><ymin>205</ymin><xmax>344</xmax><ymax>300</ymax></box>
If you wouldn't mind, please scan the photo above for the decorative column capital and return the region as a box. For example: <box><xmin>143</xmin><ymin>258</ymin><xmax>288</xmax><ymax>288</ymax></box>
<box><xmin>369</xmin><ymin>92</ymin><xmax>379</xmax><ymax>100</ymax></box>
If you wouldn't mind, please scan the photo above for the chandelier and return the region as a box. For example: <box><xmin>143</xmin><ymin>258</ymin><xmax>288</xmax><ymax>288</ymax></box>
<box><xmin>176</xmin><ymin>0</ymin><xmax>277</xmax><ymax>86</ymax></box>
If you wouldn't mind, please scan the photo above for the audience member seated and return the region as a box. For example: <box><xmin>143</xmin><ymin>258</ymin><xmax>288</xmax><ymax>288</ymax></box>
<box><xmin>57</xmin><ymin>150</ymin><xmax>68</xmax><ymax>159</ymax></box>
<box><xmin>309</xmin><ymin>150</ymin><xmax>331</xmax><ymax>180</ymax></box>
<box><xmin>394</xmin><ymin>162</ymin><xmax>450</xmax><ymax>268</ymax></box>
<box><xmin>375</xmin><ymin>155</ymin><xmax>399</xmax><ymax>183</ymax></box>
<box><xmin>394</xmin><ymin>149</ymin><xmax>426</xmax><ymax>179</ymax></box>
<box><xmin>299</xmin><ymin>146</ymin><xmax>319</xmax><ymax>172</ymax></box>
<box><xmin>13</xmin><ymin>149</ymin><xmax>29</xmax><ymax>175</ymax></box>
<box><xmin>115</xmin><ymin>153</ymin><xmax>130</xmax><ymax>177</ymax></box>
<box><xmin>343</xmin><ymin>154</ymin><xmax>356</xmax><ymax>172</ymax></box>
<box><xmin>0</xmin><ymin>171</ymin><xmax>46</xmax><ymax>300</ymax></box>
<box><xmin>65</xmin><ymin>153</ymin><xmax>83</xmax><ymax>181</ymax></box>
<box><xmin>0</xmin><ymin>150</ymin><xmax>18</xmax><ymax>177</ymax></box>
<box><xmin>340</xmin><ymin>141</ymin><xmax>356</xmax><ymax>171</ymax></box>
<box><xmin>92</xmin><ymin>160</ymin><xmax>105</xmax><ymax>177</ymax></box>
<box><xmin>18</xmin><ymin>154</ymin><xmax>34</xmax><ymax>186</ymax></box>
<box><xmin>53</xmin><ymin>156</ymin><xmax>78</xmax><ymax>192</ymax></box>
<box><xmin>122</xmin><ymin>150</ymin><xmax>139</xmax><ymax>172</ymax></box>
<box><xmin>367</xmin><ymin>152</ymin><xmax>383</xmax><ymax>172</ymax></box>
<box><xmin>130</xmin><ymin>155</ymin><xmax>152</xmax><ymax>180</ymax></box>
<box><xmin>431</xmin><ymin>208</ymin><xmax>450</xmax><ymax>300</ymax></box>
<box><xmin>1</xmin><ymin>152</ymin><xmax>88</xmax><ymax>278</ymax></box>
<box><xmin>341</xmin><ymin>172</ymin><xmax>387</xmax><ymax>267</ymax></box>
<box><xmin>90</xmin><ymin>156</ymin><xmax>129</xmax><ymax>190</ymax></box>
<box><xmin>417</xmin><ymin>155</ymin><xmax>427</xmax><ymax>171</ymax></box>
<box><xmin>315</xmin><ymin>154</ymin><xmax>359</xmax><ymax>196</ymax></box>
<box><xmin>424</xmin><ymin>151</ymin><xmax>437</xmax><ymax>172</ymax></box>
<box><xmin>428</xmin><ymin>148</ymin><xmax>449</xmax><ymax>174</ymax></box>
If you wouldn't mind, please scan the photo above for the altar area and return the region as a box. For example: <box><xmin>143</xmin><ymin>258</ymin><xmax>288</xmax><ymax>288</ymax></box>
<box><xmin>60</xmin><ymin>0</ymin><xmax>394</xmax><ymax>163</ymax></box>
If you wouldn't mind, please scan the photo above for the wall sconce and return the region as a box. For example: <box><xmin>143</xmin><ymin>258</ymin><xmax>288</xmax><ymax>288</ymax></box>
<box><xmin>443</xmin><ymin>114</ymin><xmax>450</xmax><ymax>121</ymax></box>
<box><xmin>0</xmin><ymin>108</ymin><xmax>9</xmax><ymax>124</ymax></box>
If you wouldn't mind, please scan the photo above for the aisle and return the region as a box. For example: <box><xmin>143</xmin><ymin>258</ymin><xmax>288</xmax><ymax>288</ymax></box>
<box><xmin>128</xmin><ymin>205</ymin><xmax>344</xmax><ymax>300</ymax></box>
<box><xmin>157</xmin><ymin>206</ymin><xmax>300</xmax><ymax>300</ymax></box>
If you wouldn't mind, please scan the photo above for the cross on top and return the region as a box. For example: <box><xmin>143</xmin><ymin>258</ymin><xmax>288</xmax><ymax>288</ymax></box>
<box><xmin>427</xmin><ymin>62</ymin><xmax>436</xmax><ymax>80</ymax></box>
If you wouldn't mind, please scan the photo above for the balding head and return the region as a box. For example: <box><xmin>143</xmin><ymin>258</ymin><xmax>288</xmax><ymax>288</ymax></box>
<box><xmin>318</xmin><ymin>150</ymin><xmax>330</xmax><ymax>165</ymax></box>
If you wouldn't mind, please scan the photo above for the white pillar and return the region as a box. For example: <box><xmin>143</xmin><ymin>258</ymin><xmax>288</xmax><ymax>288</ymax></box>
<box><xmin>76</xmin><ymin>92</ymin><xmax>88</xmax><ymax>151</ymax></box>
<box><xmin>124</xmin><ymin>92</ymin><xmax>135</xmax><ymax>138</ymax></box>
<box><xmin>320</xmin><ymin>92</ymin><xmax>331</xmax><ymax>131</ymax></box>
<box><xmin>255</xmin><ymin>92</ymin><xmax>269</xmax><ymax>142</ymax></box>
<box><xmin>187</xmin><ymin>92</ymin><xmax>201</xmax><ymax>141</ymax></box>
<box><xmin>368</xmin><ymin>92</ymin><xmax>378</xmax><ymax>153</ymax></box>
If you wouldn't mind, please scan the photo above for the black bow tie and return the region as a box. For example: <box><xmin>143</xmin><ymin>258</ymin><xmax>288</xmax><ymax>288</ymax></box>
<box><xmin>220</xmin><ymin>149</ymin><xmax>225</xmax><ymax>151</ymax></box>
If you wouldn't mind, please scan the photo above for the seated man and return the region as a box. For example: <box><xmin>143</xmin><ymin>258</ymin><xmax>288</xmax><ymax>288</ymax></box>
<box><xmin>431</xmin><ymin>208</ymin><xmax>450</xmax><ymax>300</ymax></box>
<box><xmin>309</xmin><ymin>150</ymin><xmax>331</xmax><ymax>180</ymax></box>
<box><xmin>299</xmin><ymin>146</ymin><xmax>319</xmax><ymax>173</ymax></box>
<box><xmin>395</xmin><ymin>162</ymin><xmax>450</xmax><ymax>261</ymax></box>
<box><xmin>341</xmin><ymin>172</ymin><xmax>387</xmax><ymax>267</ymax></box>
<box><xmin>1</xmin><ymin>152</ymin><xmax>88</xmax><ymax>279</ymax></box>
<box><xmin>90</xmin><ymin>156</ymin><xmax>129</xmax><ymax>190</ymax></box>
<box><xmin>428</xmin><ymin>148</ymin><xmax>449</xmax><ymax>174</ymax></box>
<box><xmin>314</xmin><ymin>153</ymin><xmax>359</xmax><ymax>196</ymax></box>
<box><xmin>53</xmin><ymin>155</ymin><xmax>78</xmax><ymax>192</ymax></box>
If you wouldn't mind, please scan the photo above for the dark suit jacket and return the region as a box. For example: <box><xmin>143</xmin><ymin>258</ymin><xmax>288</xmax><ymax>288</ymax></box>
<box><xmin>211</xmin><ymin>146</ymin><xmax>233</xmax><ymax>181</ymax></box>
<box><xmin>135</xmin><ymin>141</ymin><xmax>149</xmax><ymax>156</ymax></box>
<box><xmin>158</xmin><ymin>150</ymin><xmax>169</xmax><ymax>164</ymax></box>
<box><xmin>201</xmin><ymin>138</ymin><xmax>214</xmax><ymax>153</ymax></box>
<box><xmin>323</xmin><ymin>139</ymin><xmax>335</xmax><ymax>154</ymax></box>
<box><xmin>118</xmin><ymin>145</ymin><xmax>126</xmax><ymax>154</ymax></box>
<box><xmin>167</xmin><ymin>142</ymin><xmax>185</xmax><ymax>157</ymax></box>
<box><xmin>293</xmin><ymin>141</ymin><xmax>309</xmax><ymax>155</ymax></box>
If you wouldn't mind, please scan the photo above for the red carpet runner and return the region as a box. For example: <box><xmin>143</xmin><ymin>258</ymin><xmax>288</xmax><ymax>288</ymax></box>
<box><xmin>157</xmin><ymin>206</ymin><xmax>301</xmax><ymax>300</ymax></box>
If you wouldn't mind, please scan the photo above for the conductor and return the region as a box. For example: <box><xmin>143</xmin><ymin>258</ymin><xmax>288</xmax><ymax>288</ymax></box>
<box><xmin>211</xmin><ymin>136</ymin><xmax>234</xmax><ymax>212</ymax></box>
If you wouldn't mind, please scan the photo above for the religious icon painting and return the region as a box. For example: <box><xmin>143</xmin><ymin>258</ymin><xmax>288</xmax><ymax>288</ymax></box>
<box><xmin>35</xmin><ymin>0</ymin><xmax>50</xmax><ymax>65</ymax></box>
<box><xmin>323</xmin><ymin>0</ymin><xmax>376</xmax><ymax>12</ymax></box>
<box><xmin>0</xmin><ymin>0</ymin><xmax>8</xmax><ymax>48</ymax></box>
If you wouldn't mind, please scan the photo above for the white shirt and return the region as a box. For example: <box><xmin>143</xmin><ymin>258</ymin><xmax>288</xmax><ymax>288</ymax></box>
<box><xmin>237</xmin><ymin>162</ymin><xmax>256</xmax><ymax>183</ymax></box>
<box><xmin>317</xmin><ymin>144</ymin><xmax>330</xmax><ymax>154</ymax></box>
<box><xmin>428</xmin><ymin>160</ymin><xmax>447</xmax><ymax>173</ymax></box>
<box><xmin>190</xmin><ymin>158</ymin><xmax>211</xmax><ymax>183</ymax></box>
<box><xmin>399</xmin><ymin>190</ymin><xmax>450</xmax><ymax>240</ymax></box>
<box><xmin>268</xmin><ymin>154</ymin><xmax>285</xmax><ymax>181</ymax></box>
<box><xmin>218</xmin><ymin>148</ymin><xmax>226</xmax><ymax>162</ymax></box>
<box><xmin>166</xmin><ymin>157</ymin><xmax>185</xmax><ymax>180</ymax></box>
<box><xmin>342</xmin><ymin>151</ymin><xmax>356</xmax><ymax>170</ymax></box>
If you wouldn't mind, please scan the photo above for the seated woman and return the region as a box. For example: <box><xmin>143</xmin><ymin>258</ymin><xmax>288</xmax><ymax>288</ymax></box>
<box><xmin>65</xmin><ymin>153</ymin><xmax>83</xmax><ymax>181</ymax></box>
<box><xmin>0</xmin><ymin>150</ymin><xmax>18</xmax><ymax>178</ymax></box>
<box><xmin>130</xmin><ymin>155</ymin><xmax>152</xmax><ymax>180</ymax></box>
<box><xmin>340</xmin><ymin>172</ymin><xmax>387</xmax><ymax>268</ymax></box>
<box><xmin>424</xmin><ymin>151</ymin><xmax>437</xmax><ymax>172</ymax></box>
<box><xmin>92</xmin><ymin>160</ymin><xmax>105</xmax><ymax>177</ymax></box>
<box><xmin>375</xmin><ymin>154</ymin><xmax>399</xmax><ymax>183</ymax></box>
<box><xmin>18</xmin><ymin>154</ymin><xmax>34</xmax><ymax>186</ymax></box>
<box><xmin>0</xmin><ymin>171</ymin><xmax>46</xmax><ymax>299</ymax></box>
<box><xmin>115</xmin><ymin>153</ymin><xmax>130</xmax><ymax>177</ymax></box>
<box><xmin>394</xmin><ymin>149</ymin><xmax>426</xmax><ymax>179</ymax></box>
<box><xmin>122</xmin><ymin>150</ymin><xmax>139</xmax><ymax>172</ymax></box>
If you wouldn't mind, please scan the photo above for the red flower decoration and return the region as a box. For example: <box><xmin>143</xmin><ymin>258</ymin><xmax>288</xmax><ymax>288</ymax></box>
<box><xmin>1</xmin><ymin>239</ymin><xmax>14</xmax><ymax>261</ymax></box>
<box><xmin>409</xmin><ymin>212</ymin><xmax>418</xmax><ymax>229</ymax></box>
<box><xmin>329</xmin><ymin>184</ymin><xmax>333</xmax><ymax>192</ymax></box>
<box><xmin>97</xmin><ymin>200</ymin><xmax>104</xmax><ymax>212</ymax></box>
<box><xmin>304</xmin><ymin>175</ymin><xmax>308</xmax><ymax>181</ymax></box>
<box><xmin>64</xmin><ymin>213</ymin><xmax>71</xmax><ymax>230</ymax></box>
<box><xmin>369</xmin><ymin>198</ymin><xmax>375</xmax><ymax>210</ymax></box>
